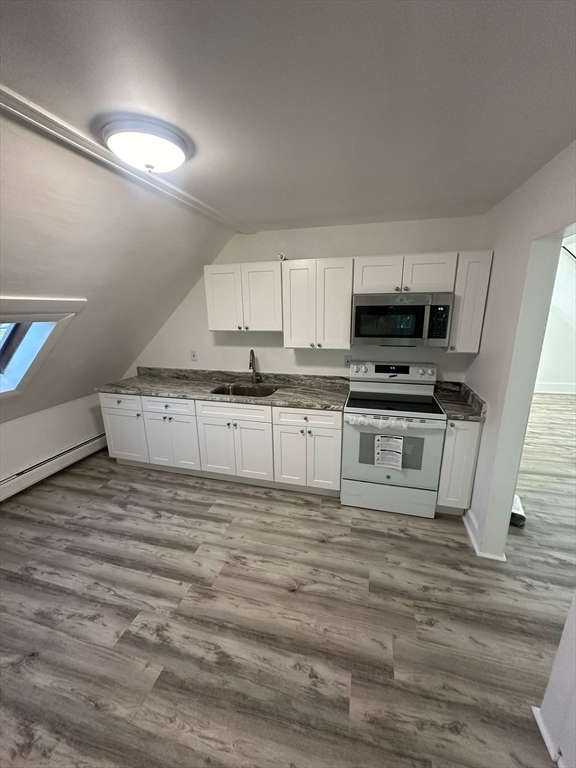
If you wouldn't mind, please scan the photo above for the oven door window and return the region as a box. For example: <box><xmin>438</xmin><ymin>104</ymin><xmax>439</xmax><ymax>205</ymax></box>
<box><xmin>354</xmin><ymin>305</ymin><xmax>425</xmax><ymax>339</ymax></box>
<box><xmin>358</xmin><ymin>433</ymin><xmax>424</xmax><ymax>470</ymax></box>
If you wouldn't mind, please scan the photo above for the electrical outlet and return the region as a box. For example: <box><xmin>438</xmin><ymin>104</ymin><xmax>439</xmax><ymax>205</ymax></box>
<box><xmin>190</xmin><ymin>351</ymin><xmax>197</xmax><ymax>362</ymax></box>
<box><xmin>344</xmin><ymin>355</ymin><xmax>352</xmax><ymax>367</ymax></box>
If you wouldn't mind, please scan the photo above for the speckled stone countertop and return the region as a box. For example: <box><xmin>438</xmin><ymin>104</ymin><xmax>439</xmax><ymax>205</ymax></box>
<box><xmin>97</xmin><ymin>367</ymin><xmax>349</xmax><ymax>411</ymax></box>
<box><xmin>434</xmin><ymin>381</ymin><xmax>486</xmax><ymax>422</ymax></box>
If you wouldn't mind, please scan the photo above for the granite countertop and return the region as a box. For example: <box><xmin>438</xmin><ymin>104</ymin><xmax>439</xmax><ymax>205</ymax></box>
<box><xmin>434</xmin><ymin>381</ymin><xmax>486</xmax><ymax>422</ymax></box>
<box><xmin>97</xmin><ymin>367</ymin><xmax>349</xmax><ymax>411</ymax></box>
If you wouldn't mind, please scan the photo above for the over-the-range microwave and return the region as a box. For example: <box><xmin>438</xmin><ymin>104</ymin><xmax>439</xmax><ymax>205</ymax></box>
<box><xmin>352</xmin><ymin>293</ymin><xmax>454</xmax><ymax>347</ymax></box>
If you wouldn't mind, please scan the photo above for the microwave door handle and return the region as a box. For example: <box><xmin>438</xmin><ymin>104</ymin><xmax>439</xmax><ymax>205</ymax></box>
<box><xmin>423</xmin><ymin>305</ymin><xmax>431</xmax><ymax>340</ymax></box>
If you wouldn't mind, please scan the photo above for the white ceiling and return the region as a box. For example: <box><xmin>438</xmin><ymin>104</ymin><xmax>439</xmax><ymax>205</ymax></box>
<box><xmin>1</xmin><ymin>0</ymin><xmax>575</xmax><ymax>231</ymax></box>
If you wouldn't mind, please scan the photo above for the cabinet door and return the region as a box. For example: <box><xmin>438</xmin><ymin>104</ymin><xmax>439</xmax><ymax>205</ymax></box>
<box><xmin>402</xmin><ymin>252</ymin><xmax>457</xmax><ymax>293</ymax></box>
<box><xmin>437</xmin><ymin>421</ymin><xmax>482</xmax><ymax>509</ymax></box>
<box><xmin>241</xmin><ymin>262</ymin><xmax>282</xmax><ymax>331</ymax></box>
<box><xmin>448</xmin><ymin>251</ymin><xmax>493</xmax><ymax>354</ymax></box>
<box><xmin>316</xmin><ymin>258</ymin><xmax>353</xmax><ymax>349</ymax></box>
<box><xmin>102</xmin><ymin>408</ymin><xmax>149</xmax><ymax>462</ymax></box>
<box><xmin>197</xmin><ymin>417</ymin><xmax>236</xmax><ymax>475</ymax></box>
<box><xmin>143</xmin><ymin>413</ymin><xmax>174</xmax><ymax>466</ymax></box>
<box><xmin>273</xmin><ymin>424</ymin><xmax>307</xmax><ymax>486</ymax></box>
<box><xmin>170</xmin><ymin>415</ymin><xmax>201</xmax><ymax>470</ymax></box>
<box><xmin>282</xmin><ymin>260</ymin><xmax>316</xmax><ymax>348</ymax></box>
<box><xmin>353</xmin><ymin>256</ymin><xmax>404</xmax><ymax>294</ymax></box>
<box><xmin>233</xmin><ymin>420</ymin><xmax>273</xmax><ymax>481</ymax></box>
<box><xmin>306</xmin><ymin>427</ymin><xmax>341</xmax><ymax>491</ymax></box>
<box><xmin>204</xmin><ymin>264</ymin><xmax>244</xmax><ymax>331</ymax></box>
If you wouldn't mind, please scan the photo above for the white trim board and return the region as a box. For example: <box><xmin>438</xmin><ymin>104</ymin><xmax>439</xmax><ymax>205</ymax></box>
<box><xmin>531</xmin><ymin>707</ymin><xmax>562</xmax><ymax>765</ymax></box>
<box><xmin>534</xmin><ymin>382</ymin><xmax>576</xmax><ymax>395</ymax></box>
<box><xmin>463</xmin><ymin>511</ymin><xmax>507</xmax><ymax>561</ymax></box>
<box><xmin>0</xmin><ymin>434</ymin><xmax>106</xmax><ymax>501</ymax></box>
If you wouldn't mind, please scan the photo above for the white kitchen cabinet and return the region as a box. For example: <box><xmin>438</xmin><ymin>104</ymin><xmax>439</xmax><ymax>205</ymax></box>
<box><xmin>143</xmin><ymin>413</ymin><xmax>174</xmax><ymax>466</ymax></box>
<box><xmin>353</xmin><ymin>255</ymin><xmax>404</xmax><ymax>294</ymax></box>
<box><xmin>282</xmin><ymin>258</ymin><xmax>352</xmax><ymax>349</ymax></box>
<box><xmin>233</xmin><ymin>420</ymin><xmax>274</xmax><ymax>481</ymax></box>
<box><xmin>437</xmin><ymin>420</ymin><xmax>482</xmax><ymax>510</ymax></box>
<box><xmin>282</xmin><ymin>259</ymin><xmax>317</xmax><ymax>348</ymax></box>
<box><xmin>316</xmin><ymin>258</ymin><xmax>353</xmax><ymax>349</ymax></box>
<box><xmin>204</xmin><ymin>264</ymin><xmax>244</xmax><ymax>331</ymax></box>
<box><xmin>102</xmin><ymin>407</ymin><xmax>149</xmax><ymax>463</ymax></box>
<box><xmin>402</xmin><ymin>252</ymin><xmax>457</xmax><ymax>293</ymax></box>
<box><xmin>353</xmin><ymin>253</ymin><xmax>457</xmax><ymax>294</ymax></box>
<box><xmin>241</xmin><ymin>262</ymin><xmax>282</xmax><ymax>331</ymax></box>
<box><xmin>205</xmin><ymin>261</ymin><xmax>282</xmax><ymax>332</ymax></box>
<box><xmin>448</xmin><ymin>251</ymin><xmax>493</xmax><ymax>354</ymax></box>
<box><xmin>306</xmin><ymin>426</ymin><xmax>342</xmax><ymax>490</ymax></box>
<box><xmin>273</xmin><ymin>424</ymin><xmax>307</xmax><ymax>486</ymax></box>
<box><xmin>144</xmin><ymin>412</ymin><xmax>201</xmax><ymax>469</ymax></box>
<box><xmin>197</xmin><ymin>417</ymin><xmax>236</xmax><ymax>475</ymax></box>
<box><xmin>170</xmin><ymin>414</ymin><xmax>201</xmax><ymax>470</ymax></box>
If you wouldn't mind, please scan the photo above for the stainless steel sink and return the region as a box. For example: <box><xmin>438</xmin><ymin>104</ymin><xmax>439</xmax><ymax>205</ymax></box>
<box><xmin>210</xmin><ymin>384</ymin><xmax>278</xmax><ymax>397</ymax></box>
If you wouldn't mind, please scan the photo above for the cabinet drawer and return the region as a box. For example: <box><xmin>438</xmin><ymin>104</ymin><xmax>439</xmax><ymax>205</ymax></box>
<box><xmin>272</xmin><ymin>407</ymin><xmax>342</xmax><ymax>430</ymax></box>
<box><xmin>99</xmin><ymin>393</ymin><xmax>142</xmax><ymax>411</ymax></box>
<box><xmin>141</xmin><ymin>396</ymin><xmax>196</xmax><ymax>415</ymax></box>
<box><xmin>196</xmin><ymin>400</ymin><xmax>271</xmax><ymax>423</ymax></box>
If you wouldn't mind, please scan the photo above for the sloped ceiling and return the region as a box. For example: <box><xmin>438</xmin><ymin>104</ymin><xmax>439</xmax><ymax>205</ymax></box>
<box><xmin>0</xmin><ymin>115</ymin><xmax>232</xmax><ymax>422</ymax></box>
<box><xmin>1</xmin><ymin>0</ymin><xmax>575</xmax><ymax>231</ymax></box>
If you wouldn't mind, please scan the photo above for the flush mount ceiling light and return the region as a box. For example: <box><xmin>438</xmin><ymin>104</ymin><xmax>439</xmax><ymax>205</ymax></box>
<box><xmin>102</xmin><ymin>118</ymin><xmax>190</xmax><ymax>173</ymax></box>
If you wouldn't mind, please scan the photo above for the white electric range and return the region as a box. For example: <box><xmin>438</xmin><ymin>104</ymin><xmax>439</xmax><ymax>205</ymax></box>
<box><xmin>340</xmin><ymin>362</ymin><xmax>447</xmax><ymax>518</ymax></box>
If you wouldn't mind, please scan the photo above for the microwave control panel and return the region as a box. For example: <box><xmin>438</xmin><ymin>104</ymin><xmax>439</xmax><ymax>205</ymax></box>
<box><xmin>428</xmin><ymin>305</ymin><xmax>451</xmax><ymax>339</ymax></box>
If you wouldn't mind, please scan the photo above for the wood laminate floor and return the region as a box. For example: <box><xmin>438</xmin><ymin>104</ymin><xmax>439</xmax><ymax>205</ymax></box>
<box><xmin>0</xmin><ymin>396</ymin><xmax>574</xmax><ymax>767</ymax></box>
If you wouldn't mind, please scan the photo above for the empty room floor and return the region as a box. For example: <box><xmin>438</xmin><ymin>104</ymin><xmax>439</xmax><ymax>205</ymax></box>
<box><xmin>0</xmin><ymin>444</ymin><xmax>574</xmax><ymax>767</ymax></box>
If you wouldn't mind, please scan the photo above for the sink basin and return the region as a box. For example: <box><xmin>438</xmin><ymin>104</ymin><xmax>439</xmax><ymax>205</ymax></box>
<box><xmin>210</xmin><ymin>384</ymin><xmax>278</xmax><ymax>397</ymax></box>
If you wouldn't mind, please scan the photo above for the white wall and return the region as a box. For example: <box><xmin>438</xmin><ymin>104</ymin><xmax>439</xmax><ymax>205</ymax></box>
<box><xmin>130</xmin><ymin>215</ymin><xmax>491</xmax><ymax>380</ymax></box>
<box><xmin>535</xmin><ymin>245</ymin><xmax>576</xmax><ymax>394</ymax></box>
<box><xmin>466</xmin><ymin>141</ymin><xmax>576</xmax><ymax>559</ymax></box>
<box><xmin>0</xmin><ymin>115</ymin><xmax>232</xmax><ymax>424</ymax></box>
<box><xmin>0</xmin><ymin>394</ymin><xmax>103</xmax><ymax>483</ymax></box>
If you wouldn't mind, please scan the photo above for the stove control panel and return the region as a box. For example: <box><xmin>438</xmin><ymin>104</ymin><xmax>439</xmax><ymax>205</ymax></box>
<box><xmin>350</xmin><ymin>362</ymin><xmax>436</xmax><ymax>383</ymax></box>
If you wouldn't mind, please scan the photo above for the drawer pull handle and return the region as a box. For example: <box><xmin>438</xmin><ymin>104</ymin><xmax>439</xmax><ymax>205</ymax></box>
<box><xmin>117</xmin><ymin>399</ymin><xmax>121</xmax><ymax>404</ymax></box>
<box><xmin>164</xmin><ymin>404</ymin><xmax>169</xmax><ymax>409</ymax></box>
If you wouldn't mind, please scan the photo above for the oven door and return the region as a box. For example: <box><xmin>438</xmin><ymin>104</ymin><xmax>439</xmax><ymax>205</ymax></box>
<box><xmin>342</xmin><ymin>414</ymin><xmax>446</xmax><ymax>490</ymax></box>
<box><xmin>352</xmin><ymin>294</ymin><xmax>430</xmax><ymax>346</ymax></box>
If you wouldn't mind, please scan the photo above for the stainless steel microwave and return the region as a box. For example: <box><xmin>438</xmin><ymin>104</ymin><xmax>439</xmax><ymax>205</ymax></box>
<box><xmin>352</xmin><ymin>293</ymin><xmax>454</xmax><ymax>347</ymax></box>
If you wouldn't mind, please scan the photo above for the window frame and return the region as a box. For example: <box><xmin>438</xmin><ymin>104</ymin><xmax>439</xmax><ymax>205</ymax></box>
<box><xmin>0</xmin><ymin>322</ymin><xmax>32</xmax><ymax>374</ymax></box>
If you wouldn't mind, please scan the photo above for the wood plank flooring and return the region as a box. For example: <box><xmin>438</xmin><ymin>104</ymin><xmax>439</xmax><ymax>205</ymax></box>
<box><xmin>0</xmin><ymin>395</ymin><xmax>574</xmax><ymax>767</ymax></box>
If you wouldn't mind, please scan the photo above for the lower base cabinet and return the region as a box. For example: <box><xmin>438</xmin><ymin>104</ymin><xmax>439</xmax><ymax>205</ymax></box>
<box><xmin>102</xmin><ymin>407</ymin><xmax>149</xmax><ymax>463</ymax></box>
<box><xmin>197</xmin><ymin>416</ymin><xmax>274</xmax><ymax>481</ymax></box>
<box><xmin>437</xmin><ymin>420</ymin><xmax>482</xmax><ymax>510</ymax></box>
<box><xmin>273</xmin><ymin>423</ymin><xmax>341</xmax><ymax>491</ymax></box>
<box><xmin>144</xmin><ymin>412</ymin><xmax>201</xmax><ymax>470</ymax></box>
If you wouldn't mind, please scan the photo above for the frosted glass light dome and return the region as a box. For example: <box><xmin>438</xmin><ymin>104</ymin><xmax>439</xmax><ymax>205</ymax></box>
<box><xmin>102</xmin><ymin>119</ymin><xmax>189</xmax><ymax>173</ymax></box>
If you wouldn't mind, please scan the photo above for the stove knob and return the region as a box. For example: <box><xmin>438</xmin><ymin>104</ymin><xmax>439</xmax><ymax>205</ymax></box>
<box><xmin>426</xmin><ymin>368</ymin><xmax>434</xmax><ymax>376</ymax></box>
<box><xmin>352</xmin><ymin>365</ymin><xmax>360</xmax><ymax>373</ymax></box>
<box><xmin>417</xmin><ymin>367</ymin><xmax>425</xmax><ymax>375</ymax></box>
<box><xmin>361</xmin><ymin>366</ymin><xmax>368</xmax><ymax>373</ymax></box>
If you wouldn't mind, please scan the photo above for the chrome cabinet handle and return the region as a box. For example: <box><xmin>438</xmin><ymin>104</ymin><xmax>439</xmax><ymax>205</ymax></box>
<box><xmin>308</xmin><ymin>429</ymin><xmax>312</xmax><ymax>435</ymax></box>
<box><xmin>168</xmin><ymin>417</ymin><xmax>173</xmax><ymax>421</ymax></box>
<box><xmin>303</xmin><ymin>416</ymin><xmax>308</xmax><ymax>421</ymax></box>
<box><xmin>233</xmin><ymin>422</ymin><xmax>238</xmax><ymax>428</ymax></box>
<box><xmin>164</xmin><ymin>404</ymin><xmax>169</xmax><ymax>409</ymax></box>
<box><xmin>136</xmin><ymin>413</ymin><xmax>141</xmax><ymax>418</ymax></box>
<box><xmin>163</xmin><ymin>416</ymin><xmax>167</xmax><ymax>421</ymax></box>
<box><xmin>395</xmin><ymin>287</ymin><xmax>401</xmax><ymax>292</ymax></box>
<box><xmin>244</xmin><ymin>326</ymin><xmax>249</xmax><ymax>330</ymax></box>
<box><xmin>404</xmin><ymin>286</ymin><xmax>410</xmax><ymax>291</ymax></box>
<box><xmin>317</xmin><ymin>343</ymin><xmax>322</xmax><ymax>348</ymax></box>
<box><xmin>310</xmin><ymin>343</ymin><xmax>315</xmax><ymax>347</ymax></box>
<box><xmin>227</xmin><ymin>422</ymin><xmax>231</xmax><ymax>427</ymax></box>
<box><xmin>300</xmin><ymin>429</ymin><xmax>305</xmax><ymax>434</ymax></box>
<box><xmin>117</xmin><ymin>399</ymin><xmax>121</xmax><ymax>404</ymax></box>
<box><xmin>237</xmin><ymin>325</ymin><xmax>242</xmax><ymax>330</ymax></box>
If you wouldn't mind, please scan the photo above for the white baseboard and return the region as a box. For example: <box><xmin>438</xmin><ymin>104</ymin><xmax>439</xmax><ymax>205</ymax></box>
<box><xmin>532</xmin><ymin>706</ymin><xmax>561</xmax><ymax>764</ymax></box>
<box><xmin>463</xmin><ymin>512</ymin><xmax>507</xmax><ymax>562</ymax></box>
<box><xmin>534</xmin><ymin>382</ymin><xmax>576</xmax><ymax>395</ymax></box>
<box><xmin>0</xmin><ymin>435</ymin><xmax>106</xmax><ymax>501</ymax></box>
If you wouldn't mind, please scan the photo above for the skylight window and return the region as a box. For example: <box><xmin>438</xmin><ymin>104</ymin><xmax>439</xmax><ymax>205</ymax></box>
<box><xmin>0</xmin><ymin>321</ymin><xmax>57</xmax><ymax>394</ymax></box>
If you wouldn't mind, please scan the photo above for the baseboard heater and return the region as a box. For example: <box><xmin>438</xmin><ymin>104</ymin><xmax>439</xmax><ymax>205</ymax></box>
<box><xmin>0</xmin><ymin>433</ymin><xmax>106</xmax><ymax>501</ymax></box>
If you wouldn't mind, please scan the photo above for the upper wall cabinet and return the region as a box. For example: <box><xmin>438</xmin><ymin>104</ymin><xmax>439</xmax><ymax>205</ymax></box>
<box><xmin>353</xmin><ymin>253</ymin><xmax>457</xmax><ymax>294</ymax></box>
<box><xmin>282</xmin><ymin>258</ymin><xmax>353</xmax><ymax>349</ymax></box>
<box><xmin>204</xmin><ymin>261</ymin><xmax>282</xmax><ymax>332</ymax></box>
<box><xmin>448</xmin><ymin>251</ymin><xmax>493</xmax><ymax>354</ymax></box>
